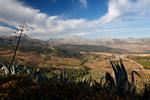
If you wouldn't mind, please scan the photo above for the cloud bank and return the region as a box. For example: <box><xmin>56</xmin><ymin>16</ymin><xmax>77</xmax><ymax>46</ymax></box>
<box><xmin>0</xmin><ymin>0</ymin><xmax>150</xmax><ymax>40</ymax></box>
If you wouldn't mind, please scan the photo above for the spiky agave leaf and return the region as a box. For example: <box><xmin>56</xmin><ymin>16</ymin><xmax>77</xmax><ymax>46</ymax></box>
<box><xmin>10</xmin><ymin>65</ymin><xmax>16</xmax><ymax>74</ymax></box>
<box><xmin>1</xmin><ymin>64</ymin><xmax>9</xmax><ymax>74</ymax></box>
<box><xmin>120</xmin><ymin>59</ymin><xmax>128</xmax><ymax>77</ymax></box>
<box><xmin>110</xmin><ymin>59</ymin><xmax>129</xmax><ymax>97</ymax></box>
<box><xmin>99</xmin><ymin>76</ymin><xmax>105</xmax><ymax>86</ymax></box>
<box><xmin>105</xmin><ymin>72</ymin><xmax>116</xmax><ymax>93</ymax></box>
<box><xmin>110</xmin><ymin>60</ymin><xmax>120</xmax><ymax>87</ymax></box>
<box><xmin>131</xmin><ymin>70</ymin><xmax>141</xmax><ymax>86</ymax></box>
<box><xmin>130</xmin><ymin>71</ymin><xmax>142</xmax><ymax>100</ymax></box>
<box><xmin>110</xmin><ymin>60</ymin><xmax>117</xmax><ymax>78</ymax></box>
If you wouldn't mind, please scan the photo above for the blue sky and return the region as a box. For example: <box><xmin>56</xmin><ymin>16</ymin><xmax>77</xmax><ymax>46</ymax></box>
<box><xmin>22</xmin><ymin>0</ymin><xmax>108</xmax><ymax>20</ymax></box>
<box><xmin>0</xmin><ymin>0</ymin><xmax>150</xmax><ymax>40</ymax></box>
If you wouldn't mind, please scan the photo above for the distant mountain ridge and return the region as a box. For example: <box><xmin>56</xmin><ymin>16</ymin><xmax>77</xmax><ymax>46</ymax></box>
<box><xmin>0</xmin><ymin>36</ymin><xmax>149</xmax><ymax>53</ymax></box>
<box><xmin>55</xmin><ymin>44</ymin><xmax>127</xmax><ymax>53</ymax></box>
<box><xmin>0</xmin><ymin>36</ymin><xmax>49</xmax><ymax>53</ymax></box>
<box><xmin>48</xmin><ymin>37</ymin><xmax>150</xmax><ymax>53</ymax></box>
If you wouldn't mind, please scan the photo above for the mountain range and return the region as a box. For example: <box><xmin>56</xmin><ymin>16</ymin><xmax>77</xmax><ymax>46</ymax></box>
<box><xmin>0</xmin><ymin>35</ymin><xmax>150</xmax><ymax>53</ymax></box>
<box><xmin>48</xmin><ymin>37</ymin><xmax>150</xmax><ymax>53</ymax></box>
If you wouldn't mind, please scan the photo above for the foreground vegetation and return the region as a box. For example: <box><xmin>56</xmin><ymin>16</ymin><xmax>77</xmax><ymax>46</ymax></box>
<box><xmin>0</xmin><ymin>60</ymin><xmax>150</xmax><ymax>100</ymax></box>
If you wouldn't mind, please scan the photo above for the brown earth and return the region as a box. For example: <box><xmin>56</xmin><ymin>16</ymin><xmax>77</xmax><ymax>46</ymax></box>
<box><xmin>0</xmin><ymin>50</ymin><xmax>149</xmax><ymax>82</ymax></box>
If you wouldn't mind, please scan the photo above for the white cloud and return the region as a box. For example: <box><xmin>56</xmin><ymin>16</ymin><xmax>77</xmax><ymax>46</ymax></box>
<box><xmin>0</xmin><ymin>26</ymin><xmax>15</xmax><ymax>36</ymax></box>
<box><xmin>0</xmin><ymin>0</ymin><xmax>48</xmax><ymax>26</ymax></box>
<box><xmin>0</xmin><ymin>0</ymin><xmax>150</xmax><ymax>40</ymax></box>
<box><xmin>97</xmin><ymin>0</ymin><xmax>131</xmax><ymax>24</ymax></box>
<box><xmin>0</xmin><ymin>0</ymin><xmax>88</xmax><ymax>39</ymax></box>
<box><xmin>79</xmin><ymin>0</ymin><xmax>88</xmax><ymax>8</ymax></box>
<box><xmin>46</xmin><ymin>16</ymin><xmax>86</xmax><ymax>33</ymax></box>
<box><xmin>98</xmin><ymin>0</ymin><xmax>150</xmax><ymax>24</ymax></box>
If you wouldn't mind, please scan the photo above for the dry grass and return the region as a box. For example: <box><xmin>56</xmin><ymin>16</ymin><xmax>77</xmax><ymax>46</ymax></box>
<box><xmin>0</xmin><ymin>50</ymin><xmax>44</xmax><ymax>66</ymax></box>
<box><xmin>47</xmin><ymin>57</ymin><xmax>81</xmax><ymax>66</ymax></box>
<box><xmin>0</xmin><ymin>50</ymin><xmax>149</xmax><ymax>82</ymax></box>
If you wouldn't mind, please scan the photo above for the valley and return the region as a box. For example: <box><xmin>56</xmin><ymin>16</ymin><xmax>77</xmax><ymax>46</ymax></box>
<box><xmin>0</xmin><ymin>36</ymin><xmax>149</xmax><ymax>74</ymax></box>
<box><xmin>0</xmin><ymin>49</ymin><xmax>149</xmax><ymax>81</ymax></box>
<box><xmin>0</xmin><ymin>36</ymin><xmax>150</xmax><ymax>99</ymax></box>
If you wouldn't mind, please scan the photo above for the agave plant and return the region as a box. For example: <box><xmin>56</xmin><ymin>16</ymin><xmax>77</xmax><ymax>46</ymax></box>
<box><xmin>131</xmin><ymin>70</ymin><xmax>141</xmax><ymax>86</ymax></box>
<box><xmin>0</xmin><ymin>63</ymin><xmax>16</xmax><ymax>75</ymax></box>
<box><xmin>104</xmin><ymin>72</ymin><xmax>116</xmax><ymax>94</ymax></box>
<box><xmin>110</xmin><ymin>59</ymin><xmax>129</xmax><ymax>97</ymax></box>
<box><xmin>1</xmin><ymin>63</ymin><xmax>9</xmax><ymax>74</ymax></box>
<box><xmin>1</xmin><ymin>63</ymin><xmax>19</xmax><ymax>75</ymax></box>
<box><xmin>130</xmin><ymin>70</ymin><xmax>142</xmax><ymax>99</ymax></box>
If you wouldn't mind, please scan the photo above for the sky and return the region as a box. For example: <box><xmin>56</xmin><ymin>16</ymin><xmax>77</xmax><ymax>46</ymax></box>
<box><xmin>0</xmin><ymin>0</ymin><xmax>150</xmax><ymax>40</ymax></box>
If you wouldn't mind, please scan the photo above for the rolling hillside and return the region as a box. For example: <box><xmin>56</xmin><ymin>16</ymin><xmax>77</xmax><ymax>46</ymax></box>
<box><xmin>48</xmin><ymin>37</ymin><xmax>150</xmax><ymax>53</ymax></box>
<box><xmin>0</xmin><ymin>36</ymin><xmax>49</xmax><ymax>53</ymax></box>
<box><xmin>0</xmin><ymin>36</ymin><xmax>128</xmax><ymax>55</ymax></box>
